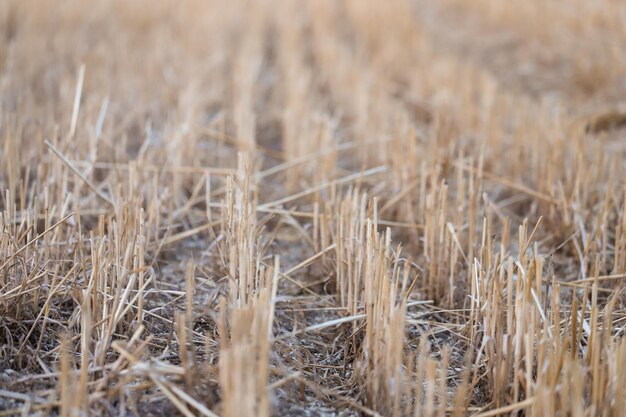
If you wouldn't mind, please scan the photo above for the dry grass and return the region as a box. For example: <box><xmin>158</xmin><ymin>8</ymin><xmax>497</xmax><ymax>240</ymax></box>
<box><xmin>1</xmin><ymin>0</ymin><xmax>626</xmax><ymax>416</ymax></box>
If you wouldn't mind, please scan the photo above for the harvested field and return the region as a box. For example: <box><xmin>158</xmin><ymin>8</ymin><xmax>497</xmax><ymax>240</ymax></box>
<box><xmin>1</xmin><ymin>0</ymin><xmax>626</xmax><ymax>416</ymax></box>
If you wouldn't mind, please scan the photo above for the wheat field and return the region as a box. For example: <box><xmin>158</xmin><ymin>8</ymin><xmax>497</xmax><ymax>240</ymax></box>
<box><xmin>1</xmin><ymin>0</ymin><xmax>625</xmax><ymax>416</ymax></box>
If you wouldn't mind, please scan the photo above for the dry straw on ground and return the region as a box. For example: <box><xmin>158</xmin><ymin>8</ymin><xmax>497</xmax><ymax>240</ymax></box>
<box><xmin>1</xmin><ymin>0</ymin><xmax>626</xmax><ymax>416</ymax></box>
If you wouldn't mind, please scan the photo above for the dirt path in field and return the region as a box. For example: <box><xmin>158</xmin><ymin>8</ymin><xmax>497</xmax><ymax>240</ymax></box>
<box><xmin>412</xmin><ymin>0</ymin><xmax>626</xmax><ymax>117</ymax></box>
<box><xmin>414</xmin><ymin>1</ymin><xmax>566</xmax><ymax>101</ymax></box>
